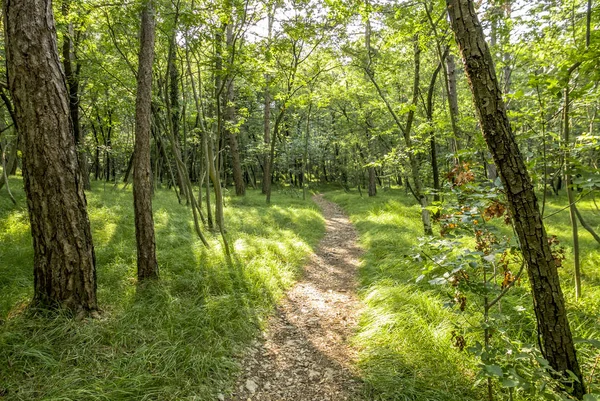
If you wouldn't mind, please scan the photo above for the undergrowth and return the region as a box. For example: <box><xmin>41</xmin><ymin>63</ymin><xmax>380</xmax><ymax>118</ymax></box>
<box><xmin>325</xmin><ymin>188</ymin><xmax>600</xmax><ymax>401</ymax></box>
<box><xmin>0</xmin><ymin>176</ymin><xmax>324</xmax><ymax>400</ymax></box>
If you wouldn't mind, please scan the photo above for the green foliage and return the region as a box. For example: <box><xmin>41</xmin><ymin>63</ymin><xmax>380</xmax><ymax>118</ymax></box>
<box><xmin>325</xmin><ymin>186</ymin><xmax>600</xmax><ymax>401</ymax></box>
<box><xmin>0</xmin><ymin>177</ymin><xmax>324</xmax><ymax>400</ymax></box>
<box><xmin>325</xmin><ymin>189</ymin><xmax>482</xmax><ymax>401</ymax></box>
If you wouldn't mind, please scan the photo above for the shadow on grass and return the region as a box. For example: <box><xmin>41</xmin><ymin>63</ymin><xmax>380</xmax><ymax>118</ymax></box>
<box><xmin>0</xmin><ymin>182</ymin><xmax>324</xmax><ymax>401</ymax></box>
<box><xmin>325</xmin><ymin>189</ymin><xmax>484</xmax><ymax>401</ymax></box>
<box><xmin>324</xmin><ymin>188</ymin><xmax>600</xmax><ymax>400</ymax></box>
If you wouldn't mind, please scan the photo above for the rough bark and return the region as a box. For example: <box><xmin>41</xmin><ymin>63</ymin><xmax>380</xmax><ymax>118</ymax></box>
<box><xmin>133</xmin><ymin>0</ymin><xmax>158</xmax><ymax>281</ymax></box>
<box><xmin>446</xmin><ymin>0</ymin><xmax>585</xmax><ymax>397</ymax></box>
<box><xmin>5</xmin><ymin>0</ymin><xmax>98</xmax><ymax>313</ymax></box>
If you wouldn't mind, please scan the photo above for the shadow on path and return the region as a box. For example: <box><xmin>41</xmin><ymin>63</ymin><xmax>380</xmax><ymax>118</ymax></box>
<box><xmin>228</xmin><ymin>194</ymin><xmax>364</xmax><ymax>401</ymax></box>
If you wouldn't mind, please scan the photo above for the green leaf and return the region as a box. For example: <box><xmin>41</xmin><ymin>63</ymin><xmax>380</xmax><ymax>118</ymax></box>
<box><xmin>484</xmin><ymin>364</ymin><xmax>503</xmax><ymax>377</ymax></box>
<box><xmin>574</xmin><ymin>338</ymin><xmax>600</xmax><ymax>349</ymax></box>
<box><xmin>501</xmin><ymin>378</ymin><xmax>518</xmax><ymax>388</ymax></box>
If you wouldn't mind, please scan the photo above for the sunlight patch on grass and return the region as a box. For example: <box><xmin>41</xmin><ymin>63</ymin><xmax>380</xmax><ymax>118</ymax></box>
<box><xmin>325</xmin><ymin>189</ymin><xmax>484</xmax><ymax>401</ymax></box>
<box><xmin>0</xmin><ymin>181</ymin><xmax>325</xmax><ymax>400</ymax></box>
<box><xmin>326</xmin><ymin>188</ymin><xmax>600</xmax><ymax>399</ymax></box>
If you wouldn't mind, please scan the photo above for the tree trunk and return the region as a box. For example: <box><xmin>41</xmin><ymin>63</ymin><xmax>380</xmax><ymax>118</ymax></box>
<box><xmin>1</xmin><ymin>139</ymin><xmax>16</xmax><ymax>204</ymax></box>
<box><xmin>167</xmin><ymin>29</ymin><xmax>187</xmax><ymax>204</ymax></box>
<box><xmin>133</xmin><ymin>0</ymin><xmax>158</xmax><ymax>281</ymax></box>
<box><xmin>262</xmin><ymin>81</ymin><xmax>271</xmax><ymax>195</ymax></box>
<box><xmin>5</xmin><ymin>0</ymin><xmax>98</xmax><ymax>313</ymax></box>
<box><xmin>0</xmin><ymin>132</ymin><xmax>18</xmax><ymax>191</ymax></box>
<box><xmin>404</xmin><ymin>35</ymin><xmax>432</xmax><ymax>235</ymax></box>
<box><xmin>446</xmin><ymin>54</ymin><xmax>459</xmax><ymax>117</ymax></box>
<box><xmin>426</xmin><ymin>59</ymin><xmax>444</xmax><ymax>202</ymax></box>
<box><xmin>563</xmin><ymin>65</ymin><xmax>582</xmax><ymax>300</ymax></box>
<box><xmin>367</xmin><ymin>167</ymin><xmax>377</xmax><ymax>196</ymax></box>
<box><xmin>224</xmin><ymin>16</ymin><xmax>245</xmax><ymax>196</ymax></box>
<box><xmin>365</xmin><ymin>1</ymin><xmax>377</xmax><ymax>199</ymax></box>
<box><xmin>446</xmin><ymin>1</ymin><xmax>586</xmax><ymax>397</ymax></box>
<box><xmin>265</xmin><ymin>109</ymin><xmax>285</xmax><ymax>204</ymax></box>
<box><xmin>61</xmin><ymin>0</ymin><xmax>89</xmax><ymax>190</ymax></box>
<box><xmin>0</xmin><ymin>90</ymin><xmax>19</xmax><ymax>190</ymax></box>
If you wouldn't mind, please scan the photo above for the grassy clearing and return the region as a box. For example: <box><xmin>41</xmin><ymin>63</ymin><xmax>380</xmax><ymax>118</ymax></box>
<box><xmin>324</xmin><ymin>188</ymin><xmax>600</xmax><ymax>401</ymax></box>
<box><xmin>0</xmin><ymin>176</ymin><xmax>324</xmax><ymax>400</ymax></box>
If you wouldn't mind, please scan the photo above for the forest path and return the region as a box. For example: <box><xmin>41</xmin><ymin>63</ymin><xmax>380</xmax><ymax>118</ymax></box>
<box><xmin>227</xmin><ymin>194</ymin><xmax>364</xmax><ymax>401</ymax></box>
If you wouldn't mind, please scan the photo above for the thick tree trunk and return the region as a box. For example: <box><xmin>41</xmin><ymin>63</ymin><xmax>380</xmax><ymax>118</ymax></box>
<box><xmin>5</xmin><ymin>0</ymin><xmax>97</xmax><ymax>313</ymax></box>
<box><xmin>446</xmin><ymin>1</ymin><xmax>586</xmax><ymax>397</ymax></box>
<box><xmin>133</xmin><ymin>0</ymin><xmax>158</xmax><ymax>281</ymax></box>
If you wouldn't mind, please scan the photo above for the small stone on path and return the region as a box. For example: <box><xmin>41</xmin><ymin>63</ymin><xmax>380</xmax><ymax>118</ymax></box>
<box><xmin>227</xmin><ymin>195</ymin><xmax>363</xmax><ymax>401</ymax></box>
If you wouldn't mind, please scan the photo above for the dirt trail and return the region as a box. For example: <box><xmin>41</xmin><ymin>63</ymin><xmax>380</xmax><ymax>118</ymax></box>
<box><xmin>227</xmin><ymin>194</ymin><xmax>364</xmax><ymax>401</ymax></box>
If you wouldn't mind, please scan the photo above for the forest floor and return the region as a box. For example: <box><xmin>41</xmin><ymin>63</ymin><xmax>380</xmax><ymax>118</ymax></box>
<box><xmin>227</xmin><ymin>194</ymin><xmax>364</xmax><ymax>401</ymax></box>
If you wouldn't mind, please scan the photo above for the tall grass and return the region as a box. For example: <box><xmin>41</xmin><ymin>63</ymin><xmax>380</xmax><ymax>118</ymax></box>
<box><xmin>0</xmin><ymin>176</ymin><xmax>324</xmax><ymax>400</ymax></box>
<box><xmin>325</xmin><ymin>188</ymin><xmax>600</xmax><ymax>401</ymax></box>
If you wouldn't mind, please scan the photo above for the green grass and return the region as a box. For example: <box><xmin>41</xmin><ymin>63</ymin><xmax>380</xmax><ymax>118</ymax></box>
<box><xmin>0</xmin><ymin>176</ymin><xmax>325</xmax><ymax>400</ymax></box>
<box><xmin>324</xmin><ymin>188</ymin><xmax>600</xmax><ymax>401</ymax></box>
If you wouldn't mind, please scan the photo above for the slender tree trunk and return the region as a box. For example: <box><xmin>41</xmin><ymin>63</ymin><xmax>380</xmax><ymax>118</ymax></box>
<box><xmin>167</xmin><ymin>30</ymin><xmax>188</xmax><ymax>204</ymax></box>
<box><xmin>61</xmin><ymin>0</ymin><xmax>89</xmax><ymax>190</ymax></box>
<box><xmin>262</xmin><ymin>9</ymin><xmax>274</xmax><ymax>195</ymax></box>
<box><xmin>0</xmin><ymin>133</ymin><xmax>18</xmax><ymax>191</ymax></box>
<box><xmin>93</xmin><ymin>126</ymin><xmax>100</xmax><ymax>180</ymax></box>
<box><xmin>427</xmin><ymin>59</ymin><xmax>443</xmax><ymax>202</ymax></box>
<box><xmin>447</xmin><ymin>1</ymin><xmax>586</xmax><ymax>397</ymax></box>
<box><xmin>1</xmin><ymin>139</ymin><xmax>16</xmax><ymax>204</ymax></box>
<box><xmin>262</xmin><ymin>81</ymin><xmax>271</xmax><ymax>195</ymax></box>
<box><xmin>563</xmin><ymin>67</ymin><xmax>582</xmax><ymax>300</ymax></box>
<box><xmin>404</xmin><ymin>36</ymin><xmax>432</xmax><ymax>235</ymax></box>
<box><xmin>446</xmin><ymin>54</ymin><xmax>459</xmax><ymax>117</ymax></box>
<box><xmin>303</xmin><ymin>103</ymin><xmax>312</xmax><ymax>201</ymax></box>
<box><xmin>224</xmin><ymin>16</ymin><xmax>245</xmax><ymax>196</ymax></box>
<box><xmin>5</xmin><ymin>0</ymin><xmax>98</xmax><ymax>313</ymax></box>
<box><xmin>0</xmin><ymin>90</ymin><xmax>19</xmax><ymax>191</ymax></box>
<box><xmin>368</xmin><ymin>167</ymin><xmax>377</xmax><ymax>197</ymax></box>
<box><xmin>365</xmin><ymin>1</ymin><xmax>377</xmax><ymax>198</ymax></box>
<box><xmin>133</xmin><ymin>0</ymin><xmax>159</xmax><ymax>281</ymax></box>
<box><xmin>265</xmin><ymin>109</ymin><xmax>285</xmax><ymax>204</ymax></box>
<box><xmin>203</xmin><ymin>132</ymin><xmax>214</xmax><ymax>230</ymax></box>
<box><xmin>122</xmin><ymin>152</ymin><xmax>134</xmax><ymax>184</ymax></box>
